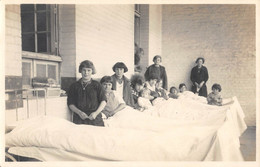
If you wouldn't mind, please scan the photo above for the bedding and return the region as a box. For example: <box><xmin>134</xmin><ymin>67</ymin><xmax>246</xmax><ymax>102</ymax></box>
<box><xmin>6</xmin><ymin>97</ymin><xmax>246</xmax><ymax>161</ymax></box>
<box><xmin>105</xmin><ymin>97</ymin><xmax>246</xmax><ymax>135</ymax></box>
<box><xmin>6</xmin><ymin>115</ymin><xmax>243</xmax><ymax>161</ymax></box>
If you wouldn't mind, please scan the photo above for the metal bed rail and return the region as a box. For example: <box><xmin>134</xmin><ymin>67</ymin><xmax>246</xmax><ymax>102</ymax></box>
<box><xmin>5</xmin><ymin>88</ymin><xmax>47</xmax><ymax>121</ymax></box>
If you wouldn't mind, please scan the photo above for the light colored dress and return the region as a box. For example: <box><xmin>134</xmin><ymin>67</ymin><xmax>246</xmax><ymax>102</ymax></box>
<box><xmin>207</xmin><ymin>92</ymin><xmax>223</xmax><ymax>106</ymax></box>
<box><xmin>103</xmin><ymin>91</ymin><xmax>125</xmax><ymax>116</ymax></box>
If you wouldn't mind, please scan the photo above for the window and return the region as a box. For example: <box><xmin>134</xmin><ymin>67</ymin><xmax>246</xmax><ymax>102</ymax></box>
<box><xmin>22</xmin><ymin>60</ymin><xmax>32</xmax><ymax>87</ymax></box>
<box><xmin>35</xmin><ymin>61</ymin><xmax>59</xmax><ymax>81</ymax></box>
<box><xmin>21</xmin><ymin>4</ymin><xmax>58</xmax><ymax>54</ymax></box>
<box><xmin>21</xmin><ymin>4</ymin><xmax>61</xmax><ymax>88</ymax></box>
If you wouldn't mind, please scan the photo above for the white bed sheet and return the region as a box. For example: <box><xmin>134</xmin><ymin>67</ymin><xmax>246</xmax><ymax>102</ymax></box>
<box><xmin>5</xmin><ymin>97</ymin><xmax>246</xmax><ymax>161</ymax></box>
<box><xmin>8</xmin><ymin>147</ymin><xmax>108</xmax><ymax>161</ymax></box>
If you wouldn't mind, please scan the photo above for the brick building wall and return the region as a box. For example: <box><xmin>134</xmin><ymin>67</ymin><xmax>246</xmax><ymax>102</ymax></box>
<box><xmin>162</xmin><ymin>5</ymin><xmax>256</xmax><ymax>126</ymax></box>
<box><xmin>75</xmin><ymin>5</ymin><xmax>135</xmax><ymax>79</ymax></box>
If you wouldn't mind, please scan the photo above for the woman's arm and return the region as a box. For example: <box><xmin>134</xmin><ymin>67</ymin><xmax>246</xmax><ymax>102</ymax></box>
<box><xmin>69</xmin><ymin>104</ymin><xmax>88</xmax><ymax>120</ymax></box>
<box><xmin>89</xmin><ymin>101</ymin><xmax>107</xmax><ymax>120</ymax></box>
<box><xmin>144</xmin><ymin>66</ymin><xmax>150</xmax><ymax>81</ymax></box>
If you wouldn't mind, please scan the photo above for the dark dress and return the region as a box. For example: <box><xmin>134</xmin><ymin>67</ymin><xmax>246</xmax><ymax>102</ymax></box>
<box><xmin>131</xmin><ymin>87</ymin><xmax>141</xmax><ymax>109</ymax></box>
<box><xmin>67</xmin><ymin>79</ymin><xmax>107</xmax><ymax>126</ymax></box>
<box><xmin>144</xmin><ymin>64</ymin><xmax>168</xmax><ymax>90</ymax></box>
<box><xmin>111</xmin><ymin>74</ymin><xmax>135</xmax><ymax>107</ymax></box>
<box><xmin>190</xmin><ymin>65</ymin><xmax>209</xmax><ymax>97</ymax></box>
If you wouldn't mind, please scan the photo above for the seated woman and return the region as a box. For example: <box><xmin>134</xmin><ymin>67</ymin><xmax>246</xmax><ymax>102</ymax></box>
<box><xmin>144</xmin><ymin>73</ymin><xmax>160</xmax><ymax>100</ymax></box>
<box><xmin>100</xmin><ymin>76</ymin><xmax>126</xmax><ymax>118</ymax></box>
<box><xmin>111</xmin><ymin>62</ymin><xmax>134</xmax><ymax>107</ymax></box>
<box><xmin>67</xmin><ymin>60</ymin><xmax>107</xmax><ymax>126</ymax></box>
<box><xmin>130</xmin><ymin>74</ymin><xmax>145</xmax><ymax>109</ymax></box>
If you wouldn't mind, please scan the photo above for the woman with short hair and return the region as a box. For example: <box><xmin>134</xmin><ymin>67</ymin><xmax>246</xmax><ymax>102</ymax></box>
<box><xmin>144</xmin><ymin>55</ymin><xmax>168</xmax><ymax>90</ymax></box>
<box><xmin>190</xmin><ymin>57</ymin><xmax>209</xmax><ymax>97</ymax></box>
<box><xmin>111</xmin><ymin>62</ymin><xmax>134</xmax><ymax>107</ymax></box>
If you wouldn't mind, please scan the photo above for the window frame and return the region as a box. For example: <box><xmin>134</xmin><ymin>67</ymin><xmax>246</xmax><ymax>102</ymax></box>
<box><xmin>21</xmin><ymin>4</ymin><xmax>59</xmax><ymax>55</ymax></box>
<box><xmin>21</xmin><ymin>4</ymin><xmax>61</xmax><ymax>88</ymax></box>
<box><xmin>22</xmin><ymin>59</ymin><xmax>33</xmax><ymax>88</ymax></box>
<box><xmin>134</xmin><ymin>4</ymin><xmax>141</xmax><ymax>46</ymax></box>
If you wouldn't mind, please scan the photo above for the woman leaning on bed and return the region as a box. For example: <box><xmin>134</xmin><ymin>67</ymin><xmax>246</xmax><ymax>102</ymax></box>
<box><xmin>67</xmin><ymin>60</ymin><xmax>107</xmax><ymax>126</ymax></box>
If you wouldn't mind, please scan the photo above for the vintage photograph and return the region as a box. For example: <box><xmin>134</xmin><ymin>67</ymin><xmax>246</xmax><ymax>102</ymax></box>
<box><xmin>2</xmin><ymin>0</ymin><xmax>258</xmax><ymax>165</ymax></box>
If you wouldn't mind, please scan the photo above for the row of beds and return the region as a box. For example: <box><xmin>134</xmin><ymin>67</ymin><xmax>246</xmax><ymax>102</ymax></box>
<box><xmin>4</xmin><ymin>89</ymin><xmax>247</xmax><ymax>162</ymax></box>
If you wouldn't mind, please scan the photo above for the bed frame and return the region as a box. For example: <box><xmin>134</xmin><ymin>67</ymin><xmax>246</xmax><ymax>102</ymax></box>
<box><xmin>5</xmin><ymin>88</ymin><xmax>48</xmax><ymax>161</ymax></box>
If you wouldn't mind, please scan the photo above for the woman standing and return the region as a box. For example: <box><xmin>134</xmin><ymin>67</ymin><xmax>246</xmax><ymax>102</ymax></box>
<box><xmin>144</xmin><ymin>55</ymin><xmax>168</xmax><ymax>90</ymax></box>
<box><xmin>190</xmin><ymin>57</ymin><xmax>209</xmax><ymax>97</ymax></box>
<box><xmin>111</xmin><ymin>62</ymin><xmax>134</xmax><ymax>107</ymax></box>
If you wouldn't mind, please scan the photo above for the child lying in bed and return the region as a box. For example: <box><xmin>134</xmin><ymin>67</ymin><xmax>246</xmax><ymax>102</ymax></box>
<box><xmin>207</xmin><ymin>83</ymin><xmax>223</xmax><ymax>106</ymax></box>
<box><xmin>168</xmin><ymin>86</ymin><xmax>179</xmax><ymax>99</ymax></box>
<box><xmin>179</xmin><ymin>83</ymin><xmax>187</xmax><ymax>93</ymax></box>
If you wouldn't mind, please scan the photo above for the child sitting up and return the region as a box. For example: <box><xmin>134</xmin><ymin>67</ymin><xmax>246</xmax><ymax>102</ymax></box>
<box><xmin>179</xmin><ymin>83</ymin><xmax>187</xmax><ymax>93</ymax></box>
<box><xmin>138</xmin><ymin>88</ymin><xmax>153</xmax><ymax>111</ymax></box>
<box><xmin>168</xmin><ymin>86</ymin><xmax>178</xmax><ymax>99</ymax></box>
<box><xmin>207</xmin><ymin>83</ymin><xmax>223</xmax><ymax>106</ymax></box>
<box><xmin>100</xmin><ymin>76</ymin><xmax>126</xmax><ymax>118</ymax></box>
<box><xmin>155</xmin><ymin>79</ymin><xmax>169</xmax><ymax>100</ymax></box>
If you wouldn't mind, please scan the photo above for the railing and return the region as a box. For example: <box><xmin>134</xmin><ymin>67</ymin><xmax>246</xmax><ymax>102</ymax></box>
<box><xmin>5</xmin><ymin>88</ymin><xmax>47</xmax><ymax>121</ymax></box>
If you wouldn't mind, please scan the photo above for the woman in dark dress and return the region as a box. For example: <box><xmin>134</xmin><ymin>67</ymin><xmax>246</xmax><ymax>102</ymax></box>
<box><xmin>190</xmin><ymin>57</ymin><xmax>209</xmax><ymax>97</ymax></box>
<box><xmin>144</xmin><ymin>55</ymin><xmax>168</xmax><ymax>90</ymax></box>
<box><xmin>67</xmin><ymin>60</ymin><xmax>107</xmax><ymax>126</ymax></box>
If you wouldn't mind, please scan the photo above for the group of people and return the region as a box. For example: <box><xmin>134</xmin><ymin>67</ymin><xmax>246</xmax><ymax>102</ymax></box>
<box><xmin>67</xmin><ymin>56</ymin><xmax>223</xmax><ymax>126</ymax></box>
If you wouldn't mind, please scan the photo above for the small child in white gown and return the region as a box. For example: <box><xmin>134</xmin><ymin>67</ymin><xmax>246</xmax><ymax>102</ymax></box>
<box><xmin>137</xmin><ymin>88</ymin><xmax>154</xmax><ymax>111</ymax></box>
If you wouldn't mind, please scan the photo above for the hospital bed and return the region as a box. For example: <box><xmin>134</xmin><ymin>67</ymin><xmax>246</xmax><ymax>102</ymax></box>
<box><xmin>5</xmin><ymin>89</ymin><xmax>247</xmax><ymax>161</ymax></box>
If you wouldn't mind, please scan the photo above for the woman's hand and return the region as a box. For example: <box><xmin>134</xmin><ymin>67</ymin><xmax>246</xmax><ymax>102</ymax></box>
<box><xmin>89</xmin><ymin>111</ymin><xmax>99</xmax><ymax>120</ymax></box>
<box><xmin>78</xmin><ymin>111</ymin><xmax>89</xmax><ymax>120</ymax></box>
<box><xmin>199</xmin><ymin>81</ymin><xmax>204</xmax><ymax>88</ymax></box>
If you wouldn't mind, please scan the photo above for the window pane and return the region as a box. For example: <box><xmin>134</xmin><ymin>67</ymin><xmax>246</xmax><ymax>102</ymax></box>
<box><xmin>21</xmin><ymin>4</ymin><xmax>34</xmax><ymax>12</ymax></box>
<box><xmin>22</xmin><ymin>33</ymin><xmax>35</xmax><ymax>52</ymax></box>
<box><xmin>48</xmin><ymin>65</ymin><xmax>56</xmax><ymax>80</ymax></box>
<box><xmin>36</xmin><ymin>4</ymin><xmax>46</xmax><ymax>10</ymax></box>
<box><xmin>36</xmin><ymin>64</ymin><xmax>46</xmax><ymax>78</ymax></box>
<box><xmin>37</xmin><ymin>12</ymin><xmax>47</xmax><ymax>31</ymax></box>
<box><xmin>37</xmin><ymin>33</ymin><xmax>47</xmax><ymax>52</ymax></box>
<box><xmin>22</xmin><ymin>62</ymin><xmax>31</xmax><ymax>85</ymax></box>
<box><xmin>21</xmin><ymin>12</ymin><xmax>35</xmax><ymax>32</ymax></box>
